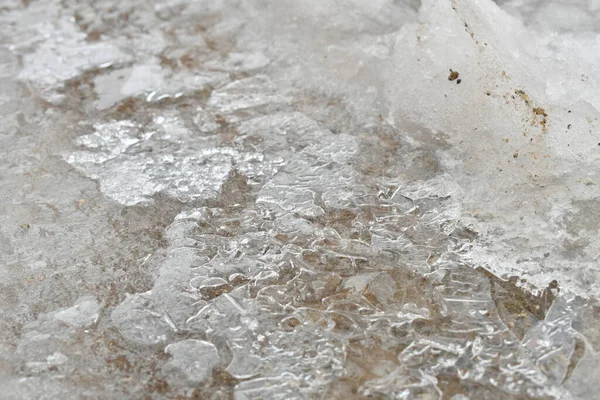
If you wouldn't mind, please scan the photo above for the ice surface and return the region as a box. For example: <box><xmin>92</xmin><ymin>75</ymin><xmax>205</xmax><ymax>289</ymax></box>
<box><xmin>53</xmin><ymin>296</ymin><xmax>100</xmax><ymax>328</ymax></box>
<box><xmin>2</xmin><ymin>0</ymin><xmax>600</xmax><ymax>398</ymax></box>
<box><xmin>164</xmin><ymin>339</ymin><xmax>220</xmax><ymax>383</ymax></box>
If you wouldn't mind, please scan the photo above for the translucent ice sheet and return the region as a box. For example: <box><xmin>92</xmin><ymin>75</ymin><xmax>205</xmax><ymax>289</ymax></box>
<box><xmin>1</xmin><ymin>0</ymin><xmax>600</xmax><ymax>399</ymax></box>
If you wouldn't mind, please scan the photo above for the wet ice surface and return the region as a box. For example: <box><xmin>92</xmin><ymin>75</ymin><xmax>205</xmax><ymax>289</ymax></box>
<box><xmin>2</xmin><ymin>0</ymin><xmax>600</xmax><ymax>399</ymax></box>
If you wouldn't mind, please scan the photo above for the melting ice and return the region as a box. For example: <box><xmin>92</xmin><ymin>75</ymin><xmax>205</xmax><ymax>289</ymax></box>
<box><xmin>2</xmin><ymin>0</ymin><xmax>600</xmax><ymax>399</ymax></box>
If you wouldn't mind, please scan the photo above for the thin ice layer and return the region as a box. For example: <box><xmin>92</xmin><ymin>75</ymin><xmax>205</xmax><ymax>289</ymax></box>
<box><xmin>3</xmin><ymin>0</ymin><xmax>600</xmax><ymax>398</ymax></box>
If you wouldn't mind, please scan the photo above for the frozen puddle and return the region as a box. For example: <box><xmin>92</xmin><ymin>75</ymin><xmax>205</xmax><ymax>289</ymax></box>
<box><xmin>2</xmin><ymin>0</ymin><xmax>600</xmax><ymax>399</ymax></box>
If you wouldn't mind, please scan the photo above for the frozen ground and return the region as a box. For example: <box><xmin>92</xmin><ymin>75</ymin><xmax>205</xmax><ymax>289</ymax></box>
<box><xmin>1</xmin><ymin>0</ymin><xmax>600</xmax><ymax>398</ymax></box>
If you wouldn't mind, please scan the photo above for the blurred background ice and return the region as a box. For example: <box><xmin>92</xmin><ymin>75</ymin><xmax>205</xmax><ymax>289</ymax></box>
<box><xmin>1</xmin><ymin>0</ymin><xmax>600</xmax><ymax>398</ymax></box>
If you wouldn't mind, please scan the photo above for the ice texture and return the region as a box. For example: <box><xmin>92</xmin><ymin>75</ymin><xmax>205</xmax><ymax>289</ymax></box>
<box><xmin>2</xmin><ymin>0</ymin><xmax>600</xmax><ymax>399</ymax></box>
